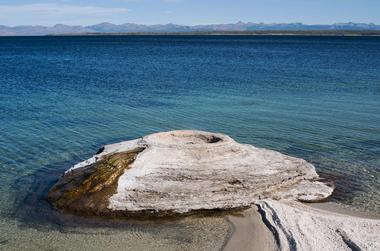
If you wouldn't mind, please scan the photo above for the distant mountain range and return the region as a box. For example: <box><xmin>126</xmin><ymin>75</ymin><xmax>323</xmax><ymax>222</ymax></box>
<box><xmin>1</xmin><ymin>22</ymin><xmax>380</xmax><ymax>36</ymax></box>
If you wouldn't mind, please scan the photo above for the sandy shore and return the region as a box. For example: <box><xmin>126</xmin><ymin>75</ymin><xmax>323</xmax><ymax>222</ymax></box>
<box><xmin>309</xmin><ymin>202</ymin><xmax>380</xmax><ymax>220</ymax></box>
<box><xmin>224</xmin><ymin>201</ymin><xmax>380</xmax><ymax>251</ymax></box>
<box><xmin>223</xmin><ymin>206</ymin><xmax>276</xmax><ymax>251</ymax></box>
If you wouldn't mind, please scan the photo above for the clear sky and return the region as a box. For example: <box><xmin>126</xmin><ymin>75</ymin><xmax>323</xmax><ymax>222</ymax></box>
<box><xmin>0</xmin><ymin>0</ymin><xmax>379</xmax><ymax>26</ymax></box>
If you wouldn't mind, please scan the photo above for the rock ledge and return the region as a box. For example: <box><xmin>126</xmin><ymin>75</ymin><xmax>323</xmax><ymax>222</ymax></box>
<box><xmin>48</xmin><ymin>130</ymin><xmax>333</xmax><ymax>217</ymax></box>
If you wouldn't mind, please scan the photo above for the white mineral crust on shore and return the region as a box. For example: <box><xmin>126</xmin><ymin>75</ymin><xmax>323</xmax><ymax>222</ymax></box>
<box><xmin>257</xmin><ymin>200</ymin><xmax>380</xmax><ymax>251</ymax></box>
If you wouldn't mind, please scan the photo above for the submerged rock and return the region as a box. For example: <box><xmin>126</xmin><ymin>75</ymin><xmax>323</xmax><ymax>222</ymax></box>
<box><xmin>47</xmin><ymin>130</ymin><xmax>333</xmax><ymax>217</ymax></box>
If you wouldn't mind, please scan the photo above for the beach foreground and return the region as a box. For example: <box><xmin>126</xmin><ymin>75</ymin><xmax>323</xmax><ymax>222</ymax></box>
<box><xmin>46</xmin><ymin>130</ymin><xmax>380</xmax><ymax>250</ymax></box>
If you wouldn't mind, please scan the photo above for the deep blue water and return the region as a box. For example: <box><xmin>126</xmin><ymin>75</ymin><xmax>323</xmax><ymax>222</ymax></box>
<box><xmin>0</xmin><ymin>35</ymin><xmax>380</xmax><ymax>229</ymax></box>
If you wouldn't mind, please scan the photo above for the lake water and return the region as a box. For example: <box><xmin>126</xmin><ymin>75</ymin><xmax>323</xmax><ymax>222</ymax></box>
<box><xmin>0</xmin><ymin>35</ymin><xmax>379</xmax><ymax>250</ymax></box>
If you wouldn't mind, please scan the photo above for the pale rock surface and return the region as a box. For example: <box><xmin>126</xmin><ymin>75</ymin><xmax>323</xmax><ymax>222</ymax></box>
<box><xmin>63</xmin><ymin>130</ymin><xmax>332</xmax><ymax>214</ymax></box>
<box><xmin>256</xmin><ymin>200</ymin><xmax>380</xmax><ymax>251</ymax></box>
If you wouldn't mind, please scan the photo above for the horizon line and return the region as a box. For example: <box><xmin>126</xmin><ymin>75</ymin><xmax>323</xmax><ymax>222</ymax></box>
<box><xmin>2</xmin><ymin>21</ymin><xmax>380</xmax><ymax>28</ymax></box>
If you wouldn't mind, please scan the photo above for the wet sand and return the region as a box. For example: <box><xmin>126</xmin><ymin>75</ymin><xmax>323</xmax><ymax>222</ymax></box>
<box><xmin>308</xmin><ymin>202</ymin><xmax>380</xmax><ymax>220</ymax></box>
<box><xmin>223</xmin><ymin>206</ymin><xmax>276</xmax><ymax>251</ymax></box>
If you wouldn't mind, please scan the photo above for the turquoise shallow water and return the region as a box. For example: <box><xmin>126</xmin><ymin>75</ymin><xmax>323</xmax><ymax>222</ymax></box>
<box><xmin>0</xmin><ymin>35</ymin><xmax>380</xmax><ymax>249</ymax></box>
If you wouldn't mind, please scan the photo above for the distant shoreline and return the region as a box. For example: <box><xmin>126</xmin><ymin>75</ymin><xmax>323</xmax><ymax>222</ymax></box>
<box><xmin>1</xmin><ymin>30</ymin><xmax>380</xmax><ymax>37</ymax></box>
<box><xmin>55</xmin><ymin>31</ymin><xmax>380</xmax><ymax>36</ymax></box>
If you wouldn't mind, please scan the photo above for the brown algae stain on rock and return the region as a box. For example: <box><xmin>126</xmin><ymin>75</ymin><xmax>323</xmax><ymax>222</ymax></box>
<box><xmin>47</xmin><ymin>147</ymin><xmax>145</xmax><ymax>216</ymax></box>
